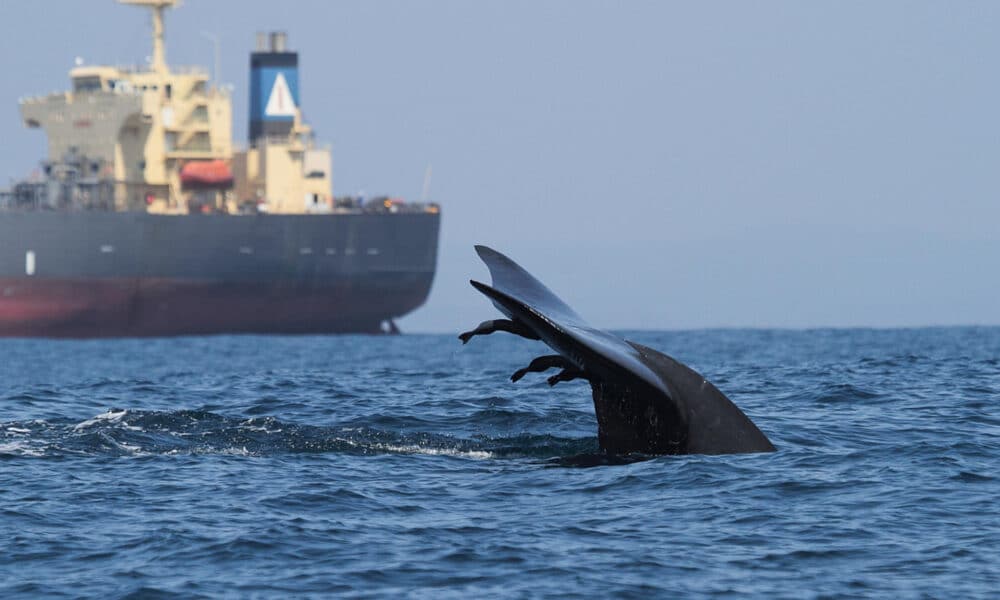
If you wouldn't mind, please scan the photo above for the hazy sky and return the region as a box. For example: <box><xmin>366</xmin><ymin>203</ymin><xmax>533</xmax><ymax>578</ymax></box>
<box><xmin>1</xmin><ymin>1</ymin><xmax>998</xmax><ymax>332</ymax></box>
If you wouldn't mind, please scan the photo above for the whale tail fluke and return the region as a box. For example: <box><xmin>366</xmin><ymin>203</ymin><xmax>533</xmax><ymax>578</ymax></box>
<box><xmin>461</xmin><ymin>245</ymin><xmax>775</xmax><ymax>456</ymax></box>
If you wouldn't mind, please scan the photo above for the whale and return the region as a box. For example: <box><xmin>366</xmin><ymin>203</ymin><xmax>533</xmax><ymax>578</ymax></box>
<box><xmin>459</xmin><ymin>245</ymin><xmax>775</xmax><ymax>456</ymax></box>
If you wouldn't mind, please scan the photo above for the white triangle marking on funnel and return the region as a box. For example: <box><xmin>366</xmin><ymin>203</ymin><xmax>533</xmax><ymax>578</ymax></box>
<box><xmin>264</xmin><ymin>72</ymin><xmax>296</xmax><ymax>117</ymax></box>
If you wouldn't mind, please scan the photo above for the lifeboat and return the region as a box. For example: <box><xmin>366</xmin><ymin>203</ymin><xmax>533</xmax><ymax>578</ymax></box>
<box><xmin>180</xmin><ymin>160</ymin><xmax>234</xmax><ymax>190</ymax></box>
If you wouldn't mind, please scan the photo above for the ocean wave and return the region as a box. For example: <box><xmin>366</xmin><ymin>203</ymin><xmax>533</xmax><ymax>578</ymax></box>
<box><xmin>0</xmin><ymin>408</ymin><xmax>594</xmax><ymax>461</ymax></box>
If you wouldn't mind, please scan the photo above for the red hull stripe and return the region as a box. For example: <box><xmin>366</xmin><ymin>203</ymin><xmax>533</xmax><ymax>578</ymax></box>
<box><xmin>0</xmin><ymin>278</ymin><xmax>429</xmax><ymax>337</ymax></box>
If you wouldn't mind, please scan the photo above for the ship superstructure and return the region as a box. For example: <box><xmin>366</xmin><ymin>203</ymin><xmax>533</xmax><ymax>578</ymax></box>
<box><xmin>19</xmin><ymin>0</ymin><xmax>233</xmax><ymax>212</ymax></box>
<box><xmin>234</xmin><ymin>30</ymin><xmax>333</xmax><ymax>215</ymax></box>
<box><xmin>0</xmin><ymin>0</ymin><xmax>440</xmax><ymax>337</ymax></box>
<box><xmin>14</xmin><ymin>0</ymin><xmax>338</xmax><ymax>216</ymax></box>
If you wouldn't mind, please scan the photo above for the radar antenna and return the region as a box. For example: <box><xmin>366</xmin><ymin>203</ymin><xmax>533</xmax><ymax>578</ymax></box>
<box><xmin>420</xmin><ymin>165</ymin><xmax>433</xmax><ymax>202</ymax></box>
<box><xmin>119</xmin><ymin>0</ymin><xmax>180</xmax><ymax>75</ymax></box>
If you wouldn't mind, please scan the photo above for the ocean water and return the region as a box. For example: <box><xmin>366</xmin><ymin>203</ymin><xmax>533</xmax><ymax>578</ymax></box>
<box><xmin>1</xmin><ymin>328</ymin><xmax>997</xmax><ymax>598</ymax></box>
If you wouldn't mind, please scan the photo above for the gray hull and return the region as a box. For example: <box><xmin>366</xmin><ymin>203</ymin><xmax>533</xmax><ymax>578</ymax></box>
<box><xmin>0</xmin><ymin>211</ymin><xmax>440</xmax><ymax>336</ymax></box>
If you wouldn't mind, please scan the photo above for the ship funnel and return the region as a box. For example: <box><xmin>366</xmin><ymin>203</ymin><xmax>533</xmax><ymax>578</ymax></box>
<box><xmin>270</xmin><ymin>32</ymin><xmax>287</xmax><ymax>52</ymax></box>
<box><xmin>249</xmin><ymin>31</ymin><xmax>299</xmax><ymax>143</ymax></box>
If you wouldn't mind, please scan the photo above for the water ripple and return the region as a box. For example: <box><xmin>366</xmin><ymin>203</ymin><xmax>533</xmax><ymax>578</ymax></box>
<box><xmin>0</xmin><ymin>329</ymin><xmax>998</xmax><ymax>597</ymax></box>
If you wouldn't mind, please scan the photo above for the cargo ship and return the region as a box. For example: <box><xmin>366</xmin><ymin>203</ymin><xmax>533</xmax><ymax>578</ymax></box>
<box><xmin>0</xmin><ymin>0</ymin><xmax>440</xmax><ymax>337</ymax></box>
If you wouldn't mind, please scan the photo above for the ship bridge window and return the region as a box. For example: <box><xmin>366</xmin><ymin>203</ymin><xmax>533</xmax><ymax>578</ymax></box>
<box><xmin>108</xmin><ymin>79</ymin><xmax>135</xmax><ymax>93</ymax></box>
<box><xmin>73</xmin><ymin>77</ymin><xmax>103</xmax><ymax>93</ymax></box>
<box><xmin>190</xmin><ymin>106</ymin><xmax>209</xmax><ymax>123</ymax></box>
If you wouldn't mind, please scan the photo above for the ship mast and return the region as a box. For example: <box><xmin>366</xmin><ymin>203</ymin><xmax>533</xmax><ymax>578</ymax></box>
<box><xmin>119</xmin><ymin>0</ymin><xmax>179</xmax><ymax>75</ymax></box>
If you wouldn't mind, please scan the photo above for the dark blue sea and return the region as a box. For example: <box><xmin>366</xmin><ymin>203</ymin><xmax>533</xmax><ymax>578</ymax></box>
<box><xmin>1</xmin><ymin>328</ymin><xmax>998</xmax><ymax>598</ymax></box>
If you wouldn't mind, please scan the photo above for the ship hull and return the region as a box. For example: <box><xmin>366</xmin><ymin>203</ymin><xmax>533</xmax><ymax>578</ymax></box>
<box><xmin>0</xmin><ymin>212</ymin><xmax>439</xmax><ymax>337</ymax></box>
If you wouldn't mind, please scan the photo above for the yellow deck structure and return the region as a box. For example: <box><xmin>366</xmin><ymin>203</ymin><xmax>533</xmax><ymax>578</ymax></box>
<box><xmin>18</xmin><ymin>0</ymin><xmax>332</xmax><ymax>215</ymax></box>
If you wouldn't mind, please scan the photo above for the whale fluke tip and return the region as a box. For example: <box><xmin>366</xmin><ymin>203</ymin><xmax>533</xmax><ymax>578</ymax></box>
<box><xmin>469</xmin><ymin>280</ymin><xmax>493</xmax><ymax>294</ymax></box>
